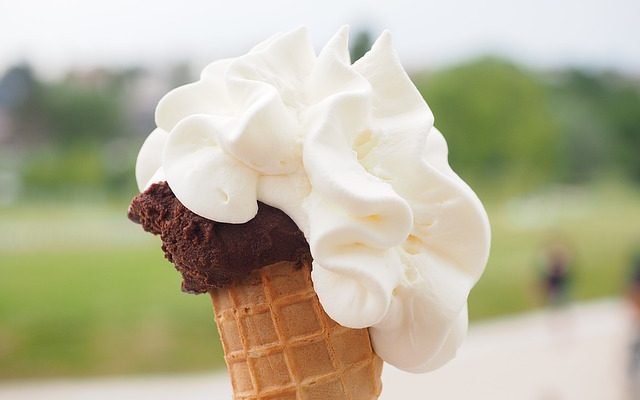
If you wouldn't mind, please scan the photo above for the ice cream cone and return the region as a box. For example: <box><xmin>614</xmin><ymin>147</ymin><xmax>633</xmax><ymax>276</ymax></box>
<box><xmin>210</xmin><ymin>260</ymin><xmax>383</xmax><ymax>400</ymax></box>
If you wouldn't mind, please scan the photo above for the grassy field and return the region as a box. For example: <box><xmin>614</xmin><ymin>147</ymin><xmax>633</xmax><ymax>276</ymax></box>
<box><xmin>470</xmin><ymin>182</ymin><xmax>640</xmax><ymax>319</ymax></box>
<box><xmin>1</xmin><ymin>182</ymin><xmax>639</xmax><ymax>379</ymax></box>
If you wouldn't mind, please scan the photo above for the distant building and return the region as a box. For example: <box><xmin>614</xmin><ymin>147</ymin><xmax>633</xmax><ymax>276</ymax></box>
<box><xmin>0</xmin><ymin>63</ymin><xmax>36</xmax><ymax>145</ymax></box>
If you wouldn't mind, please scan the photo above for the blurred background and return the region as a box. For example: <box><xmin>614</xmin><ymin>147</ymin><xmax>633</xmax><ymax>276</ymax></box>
<box><xmin>1</xmin><ymin>0</ymin><xmax>639</xmax><ymax>398</ymax></box>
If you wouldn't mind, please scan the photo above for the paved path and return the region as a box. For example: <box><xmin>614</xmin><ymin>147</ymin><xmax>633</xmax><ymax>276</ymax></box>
<box><xmin>0</xmin><ymin>299</ymin><xmax>631</xmax><ymax>400</ymax></box>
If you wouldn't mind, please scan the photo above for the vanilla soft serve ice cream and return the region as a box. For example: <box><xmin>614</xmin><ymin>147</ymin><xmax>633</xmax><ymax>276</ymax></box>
<box><xmin>134</xmin><ymin>26</ymin><xmax>491</xmax><ymax>373</ymax></box>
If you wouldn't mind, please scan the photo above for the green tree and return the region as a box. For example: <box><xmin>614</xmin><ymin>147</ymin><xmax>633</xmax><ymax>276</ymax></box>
<box><xmin>40</xmin><ymin>80</ymin><xmax>126</xmax><ymax>146</ymax></box>
<box><xmin>550</xmin><ymin>70</ymin><xmax>640</xmax><ymax>183</ymax></box>
<box><xmin>350</xmin><ymin>30</ymin><xmax>373</xmax><ymax>62</ymax></box>
<box><xmin>415</xmin><ymin>58</ymin><xmax>561</xmax><ymax>192</ymax></box>
<box><xmin>610</xmin><ymin>86</ymin><xmax>640</xmax><ymax>181</ymax></box>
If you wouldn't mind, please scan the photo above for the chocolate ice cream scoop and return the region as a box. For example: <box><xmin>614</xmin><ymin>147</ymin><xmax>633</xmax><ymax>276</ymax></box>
<box><xmin>128</xmin><ymin>182</ymin><xmax>311</xmax><ymax>293</ymax></box>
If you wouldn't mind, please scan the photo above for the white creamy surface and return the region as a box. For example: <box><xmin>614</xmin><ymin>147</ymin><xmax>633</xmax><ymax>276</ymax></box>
<box><xmin>135</xmin><ymin>26</ymin><xmax>490</xmax><ymax>373</ymax></box>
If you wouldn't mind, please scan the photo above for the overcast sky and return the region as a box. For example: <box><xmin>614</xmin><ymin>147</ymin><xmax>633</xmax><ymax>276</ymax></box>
<box><xmin>1</xmin><ymin>0</ymin><xmax>639</xmax><ymax>78</ymax></box>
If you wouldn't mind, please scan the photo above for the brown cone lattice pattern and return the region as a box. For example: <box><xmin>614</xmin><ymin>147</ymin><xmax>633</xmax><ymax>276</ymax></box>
<box><xmin>209</xmin><ymin>261</ymin><xmax>383</xmax><ymax>400</ymax></box>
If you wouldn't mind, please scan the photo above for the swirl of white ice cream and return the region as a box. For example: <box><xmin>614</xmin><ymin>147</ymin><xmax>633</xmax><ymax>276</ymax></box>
<box><xmin>135</xmin><ymin>26</ymin><xmax>490</xmax><ymax>373</ymax></box>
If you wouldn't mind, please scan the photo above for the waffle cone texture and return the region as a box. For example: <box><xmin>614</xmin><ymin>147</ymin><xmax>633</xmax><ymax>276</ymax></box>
<box><xmin>209</xmin><ymin>260</ymin><xmax>383</xmax><ymax>400</ymax></box>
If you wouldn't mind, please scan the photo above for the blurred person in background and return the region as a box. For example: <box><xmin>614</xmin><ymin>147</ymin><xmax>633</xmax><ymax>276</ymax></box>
<box><xmin>538</xmin><ymin>238</ymin><xmax>575</xmax><ymax>309</ymax></box>
<box><xmin>626</xmin><ymin>249</ymin><xmax>640</xmax><ymax>399</ymax></box>
<box><xmin>535</xmin><ymin>236</ymin><xmax>577</xmax><ymax>353</ymax></box>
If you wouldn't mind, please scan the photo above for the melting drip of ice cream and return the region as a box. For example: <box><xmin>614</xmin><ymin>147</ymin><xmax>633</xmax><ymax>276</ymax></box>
<box><xmin>134</xmin><ymin>26</ymin><xmax>490</xmax><ymax>373</ymax></box>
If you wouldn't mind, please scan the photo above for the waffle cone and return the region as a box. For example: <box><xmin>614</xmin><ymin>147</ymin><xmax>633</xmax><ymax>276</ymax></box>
<box><xmin>209</xmin><ymin>260</ymin><xmax>383</xmax><ymax>400</ymax></box>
